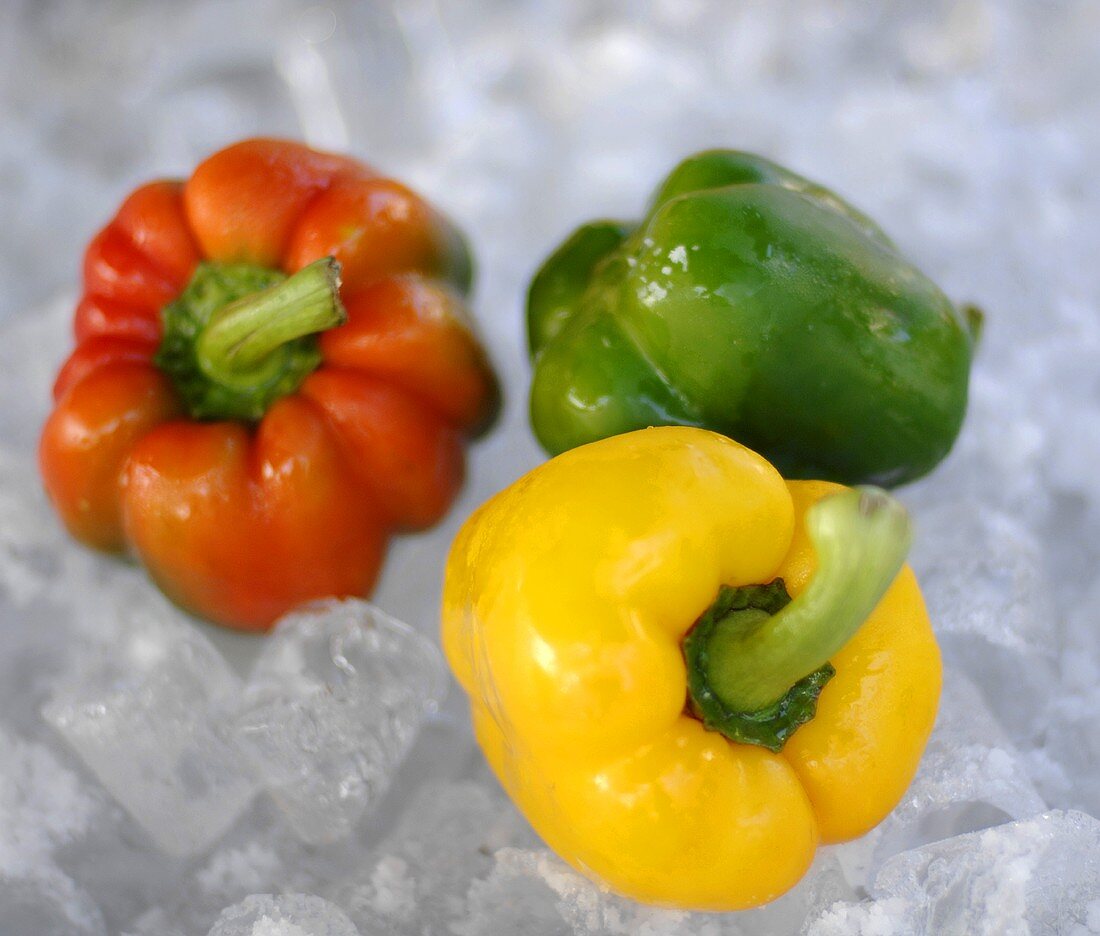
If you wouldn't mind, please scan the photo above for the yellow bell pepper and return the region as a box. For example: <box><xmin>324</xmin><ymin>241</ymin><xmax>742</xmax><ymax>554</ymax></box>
<box><xmin>442</xmin><ymin>426</ymin><xmax>941</xmax><ymax>911</ymax></box>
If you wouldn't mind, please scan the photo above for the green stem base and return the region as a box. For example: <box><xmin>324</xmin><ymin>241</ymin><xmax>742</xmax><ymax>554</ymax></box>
<box><xmin>683</xmin><ymin>581</ymin><xmax>834</xmax><ymax>752</ymax></box>
<box><xmin>682</xmin><ymin>487</ymin><xmax>912</xmax><ymax>752</ymax></box>
<box><xmin>156</xmin><ymin>257</ymin><xmax>345</xmax><ymax>422</ymax></box>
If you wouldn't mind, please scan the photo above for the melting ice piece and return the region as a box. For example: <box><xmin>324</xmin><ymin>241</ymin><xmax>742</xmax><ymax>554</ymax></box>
<box><xmin>908</xmin><ymin>502</ymin><xmax>1057</xmax><ymax>742</ymax></box>
<box><xmin>457</xmin><ymin>848</ymin><xmax>853</xmax><ymax>936</ymax></box>
<box><xmin>0</xmin><ymin>723</ymin><xmax>100</xmax><ymax>867</ymax></box>
<box><xmin>330</xmin><ymin>779</ymin><xmax>537</xmax><ymax>934</ymax></box>
<box><xmin>457</xmin><ymin>849</ymin><xmax>598</xmax><ymax>936</ymax></box>
<box><xmin>1031</xmin><ymin>577</ymin><xmax>1100</xmax><ymax>817</ymax></box>
<box><xmin>122</xmin><ymin>907</ymin><xmax>189</xmax><ymax>936</ymax></box>
<box><xmin>0</xmin><ymin>866</ymin><xmax>107</xmax><ymax>936</ymax></box>
<box><xmin>42</xmin><ymin>583</ymin><xmax>258</xmax><ymax>856</ymax></box>
<box><xmin>0</xmin><ymin>449</ymin><xmax>67</xmax><ymax>608</ymax></box>
<box><xmin>807</xmin><ymin>811</ymin><xmax>1100</xmax><ymax>935</ymax></box>
<box><xmin>235</xmin><ymin>600</ymin><xmax>448</xmax><ymax>845</ymax></box>
<box><xmin>207</xmin><ymin>894</ymin><xmax>360</xmax><ymax>936</ymax></box>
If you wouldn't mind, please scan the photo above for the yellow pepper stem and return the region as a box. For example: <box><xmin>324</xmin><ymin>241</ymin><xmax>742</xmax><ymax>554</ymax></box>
<box><xmin>684</xmin><ymin>487</ymin><xmax>912</xmax><ymax>751</ymax></box>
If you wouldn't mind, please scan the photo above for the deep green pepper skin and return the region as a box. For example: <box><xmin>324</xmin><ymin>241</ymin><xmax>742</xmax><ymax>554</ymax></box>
<box><xmin>528</xmin><ymin>151</ymin><xmax>979</xmax><ymax>486</ymax></box>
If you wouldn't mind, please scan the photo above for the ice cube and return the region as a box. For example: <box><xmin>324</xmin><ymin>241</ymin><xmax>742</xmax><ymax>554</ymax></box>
<box><xmin>803</xmin><ymin>896</ymin><xmax>914</xmax><ymax>936</ymax></box>
<box><xmin>110</xmin><ymin>797</ymin><xmax>316</xmax><ymax>936</ymax></box>
<box><xmin>907</xmin><ymin>501</ymin><xmax>1057</xmax><ymax>744</ymax></box>
<box><xmin>458</xmin><ymin>847</ymin><xmax>854</xmax><ymax>936</ymax></box>
<box><xmin>0</xmin><ymin>713</ymin><xmax>193</xmax><ymax>933</ymax></box>
<box><xmin>330</xmin><ymin>779</ymin><xmax>537</xmax><ymax>934</ymax></box>
<box><xmin>0</xmin><ymin>449</ymin><xmax>67</xmax><ymax>608</ymax></box>
<box><xmin>459</xmin><ymin>847</ymin><xmax>707</xmax><ymax>936</ymax></box>
<box><xmin>810</xmin><ymin>811</ymin><xmax>1100</xmax><ymax>935</ymax></box>
<box><xmin>42</xmin><ymin>582</ymin><xmax>258</xmax><ymax>856</ymax></box>
<box><xmin>0</xmin><ymin>723</ymin><xmax>100</xmax><ymax>870</ymax></box>
<box><xmin>121</xmin><ymin>906</ymin><xmax>189</xmax><ymax>936</ymax></box>
<box><xmin>736</xmin><ymin>853</ymin><xmax>856</xmax><ymax>936</ymax></box>
<box><xmin>457</xmin><ymin>849</ymin><xmax>604</xmax><ymax>936</ymax></box>
<box><xmin>207</xmin><ymin>894</ymin><xmax>360</xmax><ymax>936</ymax></box>
<box><xmin>46</xmin><ymin>778</ymin><xmax>199</xmax><ymax>935</ymax></box>
<box><xmin>234</xmin><ymin>599</ymin><xmax>447</xmax><ymax>845</ymax></box>
<box><xmin>116</xmin><ymin>737</ymin><xmax>482</xmax><ymax>936</ymax></box>
<box><xmin>1028</xmin><ymin>580</ymin><xmax>1100</xmax><ymax>816</ymax></box>
<box><xmin>0</xmin><ymin>865</ymin><xmax>107</xmax><ymax>936</ymax></box>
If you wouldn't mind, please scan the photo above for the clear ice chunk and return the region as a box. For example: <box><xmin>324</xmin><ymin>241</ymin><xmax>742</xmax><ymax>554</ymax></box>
<box><xmin>0</xmin><ymin>723</ymin><xmax>100</xmax><ymax>870</ymax></box>
<box><xmin>41</xmin><ymin>582</ymin><xmax>258</xmax><ymax>856</ymax></box>
<box><xmin>122</xmin><ymin>907</ymin><xmax>189</xmax><ymax>936</ymax></box>
<box><xmin>0</xmin><ymin>719</ymin><xmax>191</xmax><ymax>934</ymax></box>
<box><xmin>457</xmin><ymin>847</ymin><xmax>854</xmax><ymax>936</ymax></box>
<box><xmin>455</xmin><ymin>849</ymin><xmax>567</xmax><ymax>935</ymax></box>
<box><xmin>0</xmin><ymin>449</ymin><xmax>67</xmax><ymax>608</ymax></box>
<box><xmin>330</xmin><ymin>779</ymin><xmax>537</xmax><ymax>934</ymax></box>
<box><xmin>1031</xmin><ymin>578</ymin><xmax>1100</xmax><ymax>817</ymax></box>
<box><xmin>207</xmin><ymin>893</ymin><xmax>361</xmax><ymax>936</ymax></box>
<box><xmin>0</xmin><ymin>865</ymin><xmax>107</xmax><ymax>936</ymax></box>
<box><xmin>808</xmin><ymin>811</ymin><xmax>1100</xmax><ymax>935</ymax></box>
<box><xmin>234</xmin><ymin>599</ymin><xmax>448</xmax><ymax>845</ymax></box>
<box><xmin>111</xmin><ymin>797</ymin><xmax>312</xmax><ymax>936</ymax></box>
<box><xmin>907</xmin><ymin>501</ymin><xmax>1057</xmax><ymax>743</ymax></box>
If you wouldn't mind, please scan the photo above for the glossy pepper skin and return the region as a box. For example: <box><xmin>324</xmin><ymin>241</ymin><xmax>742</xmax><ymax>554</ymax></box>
<box><xmin>442</xmin><ymin>427</ymin><xmax>941</xmax><ymax>910</ymax></box>
<box><xmin>528</xmin><ymin>150</ymin><xmax>979</xmax><ymax>486</ymax></box>
<box><xmin>40</xmin><ymin>139</ymin><xmax>498</xmax><ymax>631</ymax></box>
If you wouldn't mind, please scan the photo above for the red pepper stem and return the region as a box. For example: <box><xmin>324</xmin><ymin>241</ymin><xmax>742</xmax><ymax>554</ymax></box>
<box><xmin>696</xmin><ymin>487</ymin><xmax>912</xmax><ymax>713</ymax></box>
<box><xmin>195</xmin><ymin>257</ymin><xmax>345</xmax><ymax>390</ymax></box>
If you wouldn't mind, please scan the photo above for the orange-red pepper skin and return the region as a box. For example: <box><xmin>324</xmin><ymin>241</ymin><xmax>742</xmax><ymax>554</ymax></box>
<box><xmin>119</xmin><ymin>398</ymin><xmax>387</xmax><ymax>631</ymax></box>
<box><xmin>284</xmin><ymin>177</ymin><xmax>472</xmax><ymax>293</ymax></box>
<box><xmin>183</xmin><ymin>139</ymin><xmax>367</xmax><ymax>266</ymax></box>
<box><xmin>319</xmin><ymin>277</ymin><xmax>495</xmax><ymax>431</ymax></box>
<box><xmin>73</xmin><ymin>295</ymin><xmax>163</xmax><ymax>347</ymax></box>
<box><xmin>40</xmin><ymin>361</ymin><xmax>182</xmax><ymax>551</ymax></box>
<box><xmin>39</xmin><ymin>139</ymin><xmax>497</xmax><ymax>631</ymax></box>
<box><xmin>299</xmin><ymin>369</ymin><xmax>464</xmax><ymax>531</ymax></box>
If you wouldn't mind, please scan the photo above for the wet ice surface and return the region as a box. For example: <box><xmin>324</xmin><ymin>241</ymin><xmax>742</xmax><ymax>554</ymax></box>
<box><xmin>458</xmin><ymin>849</ymin><xmax>857</xmax><ymax>936</ymax></box>
<box><xmin>328</xmin><ymin>780</ymin><xmax>540</xmax><ymax>934</ymax></box>
<box><xmin>0</xmin><ymin>726</ymin><xmax>106</xmax><ymax>936</ymax></box>
<box><xmin>205</xmin><ymin>894</ymin><xmax>361</xmax><ymax>936</ymax></box>
<box><xmin>42</xmin><ymin>582</ymin><xmax>260</xmax><ymax>857</ymax></box>
<box><xmin>0</xmin><ymin>868</ymin><xmax>107</xmax><ymax>936</ymax></box>
<box><xmin>807</xmin><ymin>811</ymin><xmax>1100</xmax><ymax>935</ymax></box>
<box><xmin>235</xmin><ymin>599</ymin><xmax>448</xmax><ymax>845</ymax></box>
<box><xmin>2</xmin><ymin>0</ymin><xmax>1100</xmax><ymax>932</ymax></box>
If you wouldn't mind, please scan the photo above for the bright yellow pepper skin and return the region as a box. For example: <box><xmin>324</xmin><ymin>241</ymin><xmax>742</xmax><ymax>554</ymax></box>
<box><xmin>442</xmin><ymin>426</ymin><xmax>941</xmax><ymax>910</ymax></box>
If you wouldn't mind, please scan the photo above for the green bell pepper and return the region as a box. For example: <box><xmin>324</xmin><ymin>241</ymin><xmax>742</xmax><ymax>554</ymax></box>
<box><xmin>527</xmin><ymin>150</ymin><xmax>980</xmax><ymax>486</ymax></box>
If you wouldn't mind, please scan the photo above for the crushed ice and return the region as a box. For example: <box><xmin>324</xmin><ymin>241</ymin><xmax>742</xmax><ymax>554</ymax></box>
<box><xmin>2</xmin><ymin>0</ymin><xmax>1098</xmax><ymax>932</ymax></box>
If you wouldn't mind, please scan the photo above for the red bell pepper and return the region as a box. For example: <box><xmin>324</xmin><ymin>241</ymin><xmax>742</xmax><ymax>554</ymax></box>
<box><xmin>40</xmin><ymin>139</ymin><xmax>498</xmax><ymax>631</ymax></box>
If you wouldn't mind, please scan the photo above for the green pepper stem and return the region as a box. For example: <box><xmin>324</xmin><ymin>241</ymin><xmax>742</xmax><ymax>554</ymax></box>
<box><xmin>195</xmin><ymin>257</ymin><xmax>345</xmax><ymax>390</ymax></box>
<box><xmin>698</xmin><ymin>487</ymin><xmax>912</xmax><ymax>713</ymax></box>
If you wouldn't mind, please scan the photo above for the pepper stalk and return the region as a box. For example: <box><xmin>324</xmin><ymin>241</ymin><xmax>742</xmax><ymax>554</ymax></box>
<box><xmin>683</xmin><ymin>486</ymin><xmax>912</xmax><ymax>751</ymax></box>
<box><xmin>156</xmin><ymin>257</ymin><xmax>346</xmax><ymax>422</ymax></box>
